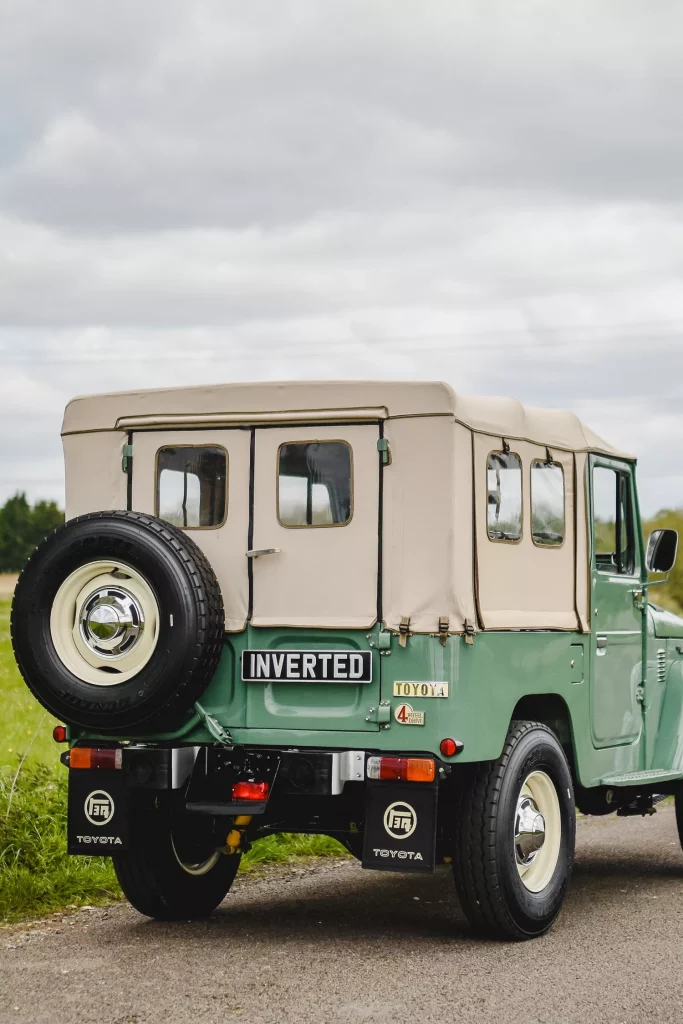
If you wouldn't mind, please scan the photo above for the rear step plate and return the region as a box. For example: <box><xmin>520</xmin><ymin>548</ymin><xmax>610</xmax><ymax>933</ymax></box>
<box><xmin>600</xmin><ymin>768</ymin><xmax>683</xmax><ymax>787</ymax></box>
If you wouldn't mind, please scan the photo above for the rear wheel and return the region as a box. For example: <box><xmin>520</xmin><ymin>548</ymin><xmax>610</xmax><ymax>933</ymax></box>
<box><xmin>453</xmin><ymin>720</ymin><xmax>575</xmax><ymax>940</ymax></box>
<box><xmin>113</xmin><ymin>804</ymin><xmax>240</xmax><ymax>920</ymax></box>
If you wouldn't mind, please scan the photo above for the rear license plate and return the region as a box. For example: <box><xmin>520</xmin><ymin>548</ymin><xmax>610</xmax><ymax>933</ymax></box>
<box><xmin>68</xmin><ymin>770</ymin><xmax>129</xmax><ymax>855</ymax></box>
<box><xmin>242</xmin><ymin>649</ymin><xmax>372</xmax><ymax>684</ymax></box>
<box><xmin>362</xmin><ymin>782</ymin><xmax>437</xmax><ymax>873</ymax></box>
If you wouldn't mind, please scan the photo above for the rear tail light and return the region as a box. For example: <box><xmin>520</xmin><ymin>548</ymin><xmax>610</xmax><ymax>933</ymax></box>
<box><xmin>232</xmin><ymin>781</ymin><xmax>270</xmax><ymax>802</ymax></box>
<box><xmin>439</xmin><ymin>738</ymin><xmax>464</xmax><ymax>757</ymax></box>
<box><xmin>366</xmin><ymin>756</ymin><xmax>435</xmax><ymax>783</ymax></box>
<box><xmin>69</xmin><ymin>747</ymin><xmax>123</xmax><ymax>770</ymax></box>
<box><xmin>52</xmin><ymin>725</ymin><xmax>68</xmax><ymax>743</ymax></box>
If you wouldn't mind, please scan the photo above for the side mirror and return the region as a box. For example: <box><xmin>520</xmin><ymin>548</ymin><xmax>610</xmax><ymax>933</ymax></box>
<box><xmin>646</xmin><ymin>529</ymin><xmax>679</xmax><ymax>574</ymax></box>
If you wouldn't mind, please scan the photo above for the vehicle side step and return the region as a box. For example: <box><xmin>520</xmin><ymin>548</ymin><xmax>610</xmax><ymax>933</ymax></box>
<box><xmin>599</xmin><ymin>769</ymin><xmax>683</xmax><ymax>787</ymax></box>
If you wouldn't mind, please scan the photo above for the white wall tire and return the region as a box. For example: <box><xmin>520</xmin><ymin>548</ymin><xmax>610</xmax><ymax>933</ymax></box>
<box><xmin>50</xmin><ymin>561</ymin><xmax>160</xmax><ymax>686</ymax></box>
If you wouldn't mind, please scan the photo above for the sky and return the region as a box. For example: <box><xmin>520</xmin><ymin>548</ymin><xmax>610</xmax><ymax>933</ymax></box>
<box><xmin>1</xmin><ymin>0</ymin><xmax>682</xmax><ymax>517</ymax></box>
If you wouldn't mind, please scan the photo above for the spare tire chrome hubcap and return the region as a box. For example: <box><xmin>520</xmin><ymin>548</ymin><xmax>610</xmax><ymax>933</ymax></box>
<box><xmin>50</xmin><ymin>561</ymin><xmax>159</xmax><ymax>686</ymax></box>
<box><xmin>80</xmin><ymin>588</ymin><xmax>145</xmax><ymax>657</ymax></box>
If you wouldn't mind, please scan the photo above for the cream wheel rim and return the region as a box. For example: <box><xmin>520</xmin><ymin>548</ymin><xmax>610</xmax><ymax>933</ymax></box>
<box><xmin>171</xmin><ymin>837</ymin><xmax>221</xmax><ymax>876</ymax></box>
<box><xmin>50</xmin><ymin>561</ymin><xmax>160</xmax><ymax>686</ymax></box>
<box><xmin>514</xmin><ymin>770</ymin><xmax>561</xmax><ymax>893</ymax></box>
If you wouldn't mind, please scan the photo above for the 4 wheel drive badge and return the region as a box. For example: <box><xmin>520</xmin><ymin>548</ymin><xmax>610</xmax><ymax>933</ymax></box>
<box><xmin>383</xmin><ymin>801</ymin><xmax>417</xmax><ymax>840</ymax></box>
<box><xmin>84</xmin><ymin>790</ymin><xmax>115</xmax><ymax>827</ymax></box>
<box><xmin>394</xmin><ymin>702</ymin><xmax>425</xmax><ymax>725</ymax></box>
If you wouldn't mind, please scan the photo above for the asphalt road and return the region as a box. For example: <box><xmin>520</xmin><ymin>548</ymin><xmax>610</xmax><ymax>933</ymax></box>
<box><xmin>2</xmin><ymin>805</ymin><xmax>683</xmax><ymax>1024</ymax></box>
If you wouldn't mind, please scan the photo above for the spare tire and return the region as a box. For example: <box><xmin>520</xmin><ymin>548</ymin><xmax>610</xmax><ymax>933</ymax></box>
<box><xmin>11</xmin><ymin>510</ymin><xmax>224</xmax><ymax>732</ymax></box>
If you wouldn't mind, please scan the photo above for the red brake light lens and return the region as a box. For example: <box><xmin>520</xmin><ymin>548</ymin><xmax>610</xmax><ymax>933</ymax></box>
<box><xmin>232</xmin><ymin>781</ymin><xmax>270</xmax><ymax>802</ymax></box>
<box><xmin>53</xmin><ymin>725</ymin><xmax>68</xmax><ymax>743</ymax></box>
<box><xmin>439</xmin><ymin>738</ymin><xmax>463</xmax><ymax>757</ymax></box>
<box><xmin>366</xmin><ymin>757</ymin><xmax>435</xmax><ymax>783</ymax></box>
<box><xmin>374</xmin><ymin>756</ymin><xmax>403</xmax><ymax>781</ymax></box>
<box><xmin>69</xmin><ymin>747</ymin><xmax>122</xmax><ymax>770</ymax></box>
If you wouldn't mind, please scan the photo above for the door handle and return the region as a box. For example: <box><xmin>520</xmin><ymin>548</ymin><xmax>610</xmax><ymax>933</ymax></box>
<box><xmin>597</xmin><ymin>636</ymin><xmax>608</xmax><ymax>654</ymax></box>
<box><xmin>246</xmin><ymin>548</ymin><xmax>281</xmax><ymax>558</ymax></box>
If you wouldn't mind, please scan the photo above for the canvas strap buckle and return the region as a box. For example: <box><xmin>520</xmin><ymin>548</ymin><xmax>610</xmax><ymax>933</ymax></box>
<box><xmin>438</xmin><ymin>617</ymin><xmax>449</xmax><ymax>647</ymax></box>
<box><xmin>398</xmin><ymin>616</ymin><xmax>411</xmax><ymax>648</ymax></box>
<box><xmin>464</xmin><ymin>620</ymin><xmax>476</xmax><ymax>646</ymax></box>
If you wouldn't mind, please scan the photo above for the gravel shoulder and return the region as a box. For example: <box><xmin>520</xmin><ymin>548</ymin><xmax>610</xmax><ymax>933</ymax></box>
<box><xmin>2</xmin><ymin>806</ymin><xmax>683</xmax><ymax>1024</ymax></box>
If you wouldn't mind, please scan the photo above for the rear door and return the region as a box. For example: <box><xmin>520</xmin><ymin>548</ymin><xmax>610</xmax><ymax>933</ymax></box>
<box><xmin>246</xmin><ymin>423</ymin><xmax>382</xmax><ymax>731</ymax></box>
<box><xmin>130</xmin><ymin>429</ymin><xmax>251</xmax><ymax>632</ymax></box>
<box><xmin>251</xmin><ymin>424</ymin><xmax>379</xmax><ymax>627</ymax></box>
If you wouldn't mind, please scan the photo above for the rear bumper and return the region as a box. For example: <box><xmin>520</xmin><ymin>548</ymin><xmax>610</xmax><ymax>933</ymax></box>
<box><xmin>65</xmin><ymin>743</ymin><xmax>450</xmax><ymax>873</ymax></box>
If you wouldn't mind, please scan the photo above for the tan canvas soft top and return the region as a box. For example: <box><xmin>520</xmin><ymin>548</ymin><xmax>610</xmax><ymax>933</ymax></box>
<box><xmin>62</xmin><ymin>380</ymin><xmax>628</xmax><ymax>458</ymax></box>
<box><xmin>61</xmin><ymin>380</ymin><xmax>631</xmax><ymax>635</ymax></box>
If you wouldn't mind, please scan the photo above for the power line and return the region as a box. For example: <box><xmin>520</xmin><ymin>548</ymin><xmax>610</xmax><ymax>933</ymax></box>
<box><xmin>5</xmin><ymin>316</ymin><xmax>683</xmax><ymax>342</ymax></box>
<box><xmin>1</xmin><ymin>329</ymin><xmax>683</xmax><ymax>364</ymax></box>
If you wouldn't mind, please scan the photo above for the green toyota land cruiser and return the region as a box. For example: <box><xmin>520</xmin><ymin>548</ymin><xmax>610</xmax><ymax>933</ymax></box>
<box><xmin>10</xmin><ymin>381</ymin><xmax>683</xmax><ymax>940</ymax></box>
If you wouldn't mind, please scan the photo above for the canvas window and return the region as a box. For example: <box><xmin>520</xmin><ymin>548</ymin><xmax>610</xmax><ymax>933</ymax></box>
<box><xmin>487</xmin><ymin>452</ymin><xmax>522</xmax><ymax>542</ymax></box>
<box><xmin>157</xmin><ymin>446</ymin><xmax>227</xmax><ymax>529</ymax></box>
<box><xmin>531</xmin><ymin>460</ymin><xmax>565</xmax><ymax>547</ymax></box>
<box><xmin>278</xmin><ymin>441</ymin><xmax>352</xmax><ymax>527</ymax></box>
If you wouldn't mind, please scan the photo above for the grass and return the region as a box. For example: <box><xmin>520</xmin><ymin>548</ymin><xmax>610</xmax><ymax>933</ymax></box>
<box><xmin>0</xmin><ymin>599</ymin><xmax>59</xmax><ymax>768</ymax></box>
<box><xmin>0</xmin><ymin>597</ymin><xmax>348</xmax><ymax>924</ymax></box>
<box><xmin>0</xmin><ymin>759</ymin><xmax>347</xmax><ymax>923</ymax></box>
<box><xmin>0</xmin><ymin>761</ymin><xmax>120</xmax><ymax>922</ymax></box>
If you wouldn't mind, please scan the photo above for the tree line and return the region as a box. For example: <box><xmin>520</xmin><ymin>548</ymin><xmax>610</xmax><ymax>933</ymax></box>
<box><xmin>0</xmin><ymin>493</ymin><xmax>65</xmax><ymax>573</ymax></box>
<box><xmin>645</xmin><ymin>508</ymin><xmax>683</xmax><ymax>615</ymax></box>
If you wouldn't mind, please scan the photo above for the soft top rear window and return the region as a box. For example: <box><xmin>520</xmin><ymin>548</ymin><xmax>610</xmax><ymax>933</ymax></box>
<box><xmin>278</xmin><ymin>441</ymin><xmax>352</xmax><ymax>527</ymax></box>
<box><xmin>157</xmin><ymin>446</ymin><xmax>227</xmax><ymax>529</ymax></box>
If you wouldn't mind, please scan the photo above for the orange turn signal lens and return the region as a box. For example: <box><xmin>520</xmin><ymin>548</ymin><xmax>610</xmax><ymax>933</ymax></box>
<box><xmin>366</xmin><ymin>756</ymin><xmax>436</xmax><ymax>783</ymax></box>
<box><xmin>405</xmin><ymin>758</ymin><xmax>436</xmax><ymax>783</ymax></box>
<box><xmin>69</xmin><ymin>747</ymin><xmax>92</xmax><ymax>769</ymax></box>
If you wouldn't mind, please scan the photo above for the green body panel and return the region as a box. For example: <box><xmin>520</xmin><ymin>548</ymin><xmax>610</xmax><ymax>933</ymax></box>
<box><xmin>648</xmin><ymin>607</ymin><xmax>683</xmax><ymax>772</ymax></box>
<box><xmin>85</xmin><ymin>616</ymin><xmax>670</xmax><ymax>790</ymax></box>
<box><xmin>652</xmin><ymin>605</ymin><xmax>683</xmax><ymax>639</ymax></box>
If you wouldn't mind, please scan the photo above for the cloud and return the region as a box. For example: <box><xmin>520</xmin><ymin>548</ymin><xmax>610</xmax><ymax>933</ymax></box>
<box><xmin>3</xmin><ymin>1</ymin><xmax>683</xmax><ymax>232</ymax></box>
<box><xmin>0</xmin><ymin>0</ymin><xmax>683</xmax><ymax>515</ymax></box>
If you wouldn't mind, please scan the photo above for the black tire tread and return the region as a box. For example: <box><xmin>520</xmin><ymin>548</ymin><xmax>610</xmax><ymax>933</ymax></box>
<box><xmin>453</xmin><ymin>720</ymin><xmax>564</xmax><ymax>939</ymax></box>
<box><xmin>674</xmin><ymin>787</ymin><xmax>683</xmax><ymax>850</ymax></box>
<box><xmin>113</xmin><ymin>813</ymin><xmax>239</xmax><ymax>921</ymax></box>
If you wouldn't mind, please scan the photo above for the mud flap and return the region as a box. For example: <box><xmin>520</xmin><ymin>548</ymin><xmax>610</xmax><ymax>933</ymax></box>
<box><xmin>362</xmin><ymin>781</ymin><xmax>437</xmax><ymax>873</ymax></box>
<box><xmin>68</xmin><ymin>769</ymin><xmax>129</xmax><ymax>855</ymax></box>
